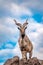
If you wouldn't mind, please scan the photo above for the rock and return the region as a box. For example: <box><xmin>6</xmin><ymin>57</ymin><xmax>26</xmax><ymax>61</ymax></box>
<box><xmin>28</xmin><ymin>57</ymin><xmax>41</xmax><ymax>65</ymax></box>
<box><xmin>4</xmin><ymin>59</ymin><xmax>12</xmax><ymax>65</ymax></box>
<box><xmin>39</xmin><ymin>60</ymin><xmax>43</xmax><ymax>65</ymax></box>
<box><xmin>4</xmin><ymin>56</ymin><xmax>42</xmax><ymax>65</ymax></box>
<box><xmin>11</xmin><ymin>56</ymin><xmax>19</xmax><ymax>65</ymax></box>
<box><xmin>4</xmin><ymin>56</ymin><xmax>19</xmax><ymax>65</ymax></box>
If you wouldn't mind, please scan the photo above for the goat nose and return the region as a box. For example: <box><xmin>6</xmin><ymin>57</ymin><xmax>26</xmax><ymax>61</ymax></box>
<box><xmin>21</xmin><ymin>33</ymin><xmax>25</xmax><ymax>38</ymax></box>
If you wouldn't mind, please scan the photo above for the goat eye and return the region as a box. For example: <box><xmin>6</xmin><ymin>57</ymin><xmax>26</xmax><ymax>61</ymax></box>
<box><xmin>18</xmin><ymin>27</ymin><xmax>20</xmax><ymax>29</ymax></box>
<box><xmin>18</xmin><ymin>27</ymin><xmax>21</xmax><ymax>30</ymax></box>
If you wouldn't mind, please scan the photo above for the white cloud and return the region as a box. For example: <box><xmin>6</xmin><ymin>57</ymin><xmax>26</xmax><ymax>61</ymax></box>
<box><xmin>12</xmin><ymin>42</ymin><xmax>22</xmax><ymax>58</ymax></box>
<box><xmin>39</xmin><ymin>48</ymin><xmax>43</xmax><ymax>53</ymax></box>
<box><xmin>0</xmin><ymin>63</ymin><xmax>4</xmax><ymax>65</ymax></box>
<box><xmin>21</xmin><ymin>0</ymin><xmax>43</xmax><ymax>12</ymax></box>
<box><xmin>10</xmin><ymin>3</ymin><xmax>32</xmax><ymax>16</ymax></box>
<box><xmin>0</xmin><ymin>17</ymin><xmax>19</xmax><ymax>45</ymax></box>
<box><xmin>0</xmin><ymin>43</ymin><xmax>22</xmax><ymax>61</ymax></box>
<box><xmin>33</xmin><ymin>50</ymin><xmax>43</xmax><ymax>60</ymax></box>
<box><xmin>0</xmin><ymin>17</ymin><xmax>43</xmax><ymax>61</ymax></box>
<box><xmin>0</xmin><ymin>0</ymin><xmax>32</xmax><ymax>17</ymax></box>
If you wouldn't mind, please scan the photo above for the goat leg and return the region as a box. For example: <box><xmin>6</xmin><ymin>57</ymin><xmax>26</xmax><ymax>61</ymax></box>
<box><xmin>22</xmin><ymin>51</ymin><xmax>27</xmax><ymax>62</ymax></box>
<box><xmin>29</xmin><ymin>51</ymin><xmax>32</xmax><ymax>59</ymax></box>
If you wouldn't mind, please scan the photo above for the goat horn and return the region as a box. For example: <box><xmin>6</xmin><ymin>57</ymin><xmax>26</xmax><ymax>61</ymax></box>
<box><xmin>14</xmin><ymin>19</ymin><xmax>22</xmax><ymax>27</ymax></box>
<box><xmin>23</xmin><ymin>19</ymin><xmax>28</xmax><ymax>27</ymax></box>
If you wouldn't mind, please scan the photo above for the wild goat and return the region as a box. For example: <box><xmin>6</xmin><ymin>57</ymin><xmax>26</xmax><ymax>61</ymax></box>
<box><xmin>14</xmin><ymin>19</ymin><xmax>33</xmax><ymax>61</ymax></box>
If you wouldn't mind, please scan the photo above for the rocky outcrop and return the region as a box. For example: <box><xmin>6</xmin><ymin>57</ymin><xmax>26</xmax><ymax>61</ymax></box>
<box><xmin>4</xmin><ymin>56</ymin><xmax>43</xmax><ymax>65</ymax></box>
<box><xmin>4</xmin><ymin>56</ymin><xmax>19</xmax><ymax>65</ymax></box>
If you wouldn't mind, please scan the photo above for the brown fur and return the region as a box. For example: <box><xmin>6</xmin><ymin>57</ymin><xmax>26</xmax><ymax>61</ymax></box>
<box><xmin>14</xmin><ymin>19</ymin><xmax>33</xmax><ymax>61</ymax></box>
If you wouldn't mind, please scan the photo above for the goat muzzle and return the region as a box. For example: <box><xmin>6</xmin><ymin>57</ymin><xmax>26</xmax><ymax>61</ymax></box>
<box><xmin>21</xmin><ymin>34</ymin><xmax>25</xmax><ymax>38</ymax></box>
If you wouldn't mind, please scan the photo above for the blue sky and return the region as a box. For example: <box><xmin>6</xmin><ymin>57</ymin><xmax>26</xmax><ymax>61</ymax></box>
<box><xmin>0</xmin><ymin>0</ymin><xmax>43</xmax><ymax>65</ymax></box>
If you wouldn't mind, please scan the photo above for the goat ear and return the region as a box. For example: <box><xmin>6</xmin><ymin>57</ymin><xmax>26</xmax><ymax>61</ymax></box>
<box><xmin>14</xmin><ymin>19</ymin><xmax>22</xmax><ymax>27</ymax></box>
<box><xmin>25</xmin><ymin>27</ymin><xmax>27</xmax><ymax>30</ymax></box>
<box><xmin>23</xmin><ymin>19</ymin><xmax>28</xmax><ymax>27</ymax></box>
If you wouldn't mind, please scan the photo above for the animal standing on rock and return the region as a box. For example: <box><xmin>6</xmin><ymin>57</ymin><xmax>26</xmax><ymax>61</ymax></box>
<box><xmin>14</xmin><ymin>19</ymin><xmax>33</xmax><ymax>62</ymax></box>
